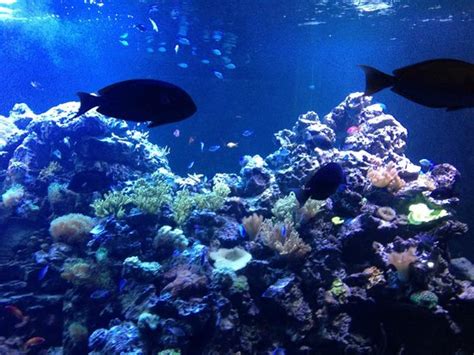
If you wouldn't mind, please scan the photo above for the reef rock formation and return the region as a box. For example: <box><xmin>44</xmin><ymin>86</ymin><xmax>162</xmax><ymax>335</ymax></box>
<box><xmin>0</xmin><ymin>94</ymin><xmax>472</xmax><ymax>354</ymax></box>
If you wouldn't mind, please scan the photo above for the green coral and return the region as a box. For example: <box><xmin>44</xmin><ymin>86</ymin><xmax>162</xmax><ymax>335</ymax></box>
<box><xmin>330</xmin><ymin>278</ymin><xmax>350</xmax><ymax>300</ymax></box>
<box><xmin>91</xmin><ymin>173</ymin><xmax>172</xmax><ymax>218</ymax></box>
<box><xmin>407</xmin><ymin>203</ymin><xmax>447</xmax><ymax>225</ymax></box>
<box><xmin>171</xmin><ymin>181</ymin><xmax>230</xmax><ymax>225</ymax></box>
<box><xmin>272</xmin><ymin>192</ymin><xmax>299</xmax><ymax>224</ymax></box>
<box><xmin>410</xmin><ymin>290</ymin><xmax>438</xmax><ymax>309</ymax></box>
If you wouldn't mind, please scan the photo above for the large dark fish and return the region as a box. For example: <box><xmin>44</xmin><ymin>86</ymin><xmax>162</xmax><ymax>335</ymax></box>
<box><xmin>294</xmin><ymin>162</ymin><xmax>345</xmax><ymax>205</ymax></box>
<box><xmin>68</xmin><ymin>170</ymin><xmax>112</xmax><ymax>193</ymax></box>
<box><xmin>74</xmin><ymin>79</ymin><xmax>197</xmax><ymax>127</ymax></box>
<box><xmin>360</xmin><ymin>59</ymin><xmax>474</xmax><ymax>111</ymax></box>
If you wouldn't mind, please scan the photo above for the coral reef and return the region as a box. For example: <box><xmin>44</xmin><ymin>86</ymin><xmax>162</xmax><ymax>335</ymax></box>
<box><xmin>0</xmin><ymin>94</ymin><xmax>472</xmax><ymax>355</ymax></box>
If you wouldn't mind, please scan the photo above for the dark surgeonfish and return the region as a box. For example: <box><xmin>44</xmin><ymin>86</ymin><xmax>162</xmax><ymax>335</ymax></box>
<box><xmin>294</xmin><ymin>162</ymin><xmax>345</xmax><ymax>205</ymax></box>
<box><xmin>74</xmin><ymin>79</ymin><xmax>197</xmax><ymax>127</ymax></box>
<box><xmin>360</xmin><ymin>59</ymin><xmax>474</xmax><ymax>110</ymax></box>
<box><xmin>68</xmin><ymin>170</ymin><xmax>112</xmax><ymax>193</ymax></box>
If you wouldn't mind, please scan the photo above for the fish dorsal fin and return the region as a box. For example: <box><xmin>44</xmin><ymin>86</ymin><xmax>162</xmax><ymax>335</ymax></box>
<box><xmin>393</xmin><ymin>58</ymin><xmax>474</xmax><ymax>76</ymax></box>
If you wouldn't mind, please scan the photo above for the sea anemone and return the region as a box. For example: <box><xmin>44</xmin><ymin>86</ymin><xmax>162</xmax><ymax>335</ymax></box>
<box><xmin>376</xmin><ymin>206</ymin><xmax>397</xmax><ymax>222</ymax></box>
<box><xmin>209</xmin><ymin>247</ymin><xmax>252</xmax><ymax>271</ymax></box>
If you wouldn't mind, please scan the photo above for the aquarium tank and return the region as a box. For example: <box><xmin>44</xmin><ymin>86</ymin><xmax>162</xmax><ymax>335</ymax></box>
<box><xmin>1</xmin><ymin>0</ymin><xmax>474</xmax><ymax>353</ymax></box>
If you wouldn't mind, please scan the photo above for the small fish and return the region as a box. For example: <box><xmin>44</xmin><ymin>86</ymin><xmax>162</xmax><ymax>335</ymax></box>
<box><xmin>212</xmin><ymin>30</ymin><xmax>223</xmax><ymax>41</ymax></box>
<box><xmin>346</xmin><ymin>126</ymin><xmax>360</xmax><ymax>135</ymax></box>
<box><xmin>208</xmin><ymin>145</ymin><xmax>221</xmax><ymax>152</ymax></box>
<box><xmin>212</xmin><ymin>49</ymin><xmax>222</xmax><ymax>56</ymax></box>
<box><xmin>134</xmin><ymin>23</ymin><xmax>147</xmax><ymax>32</ymax></box>
<box><xmin>5</xmin><ymin>305</ymin><xmax>25</xmax><ymax>320</ymax></box>
<box><xmin>68</xmin><ymin>170</ymin><xmax>112</xmax><ymax>194</ymax></box>
<box><xmin>166</xmin><ymin>326</ymin><xmax>186</xmax><ymax>337</ymax></box>
<box><xmin>225</xmin><ymin>63</ymin><xmax>236</xmax><ymax>70</ymax></box>
<box><xmin>147</xmin><ymin>47</ymin><xmax>154</xmax><ymax>53</ymax></box>
<box><xmin>118</xmin><ymin>278</ymin><xmax>127</xmax><ymax>293</ymax></box>
<box><xmin>200</xmin><ymin>142</ymin><xmax>205</xmax><ymax>152</ymax></box>
<box><xmin>173</xmin><ymin>129</ymin><xmax>180</xmax><ymax>137</ymax></box>
<box><xmin>172</xmin><ymin>249</ymin><xmax>181</xmax><ymax>257</ymax></box>
<box><xmin>149</xmin><ymin>18</ymin><xmax>159</xmax><ymax>32</ymax></box>
<box><xmin>23</xmin><ymin>337</ymin><xmax>45</xmax><ymax>350</ymax></box>
<box><xmin>187</xmin><ymin>161</ymin><xmax>195</xmax><ymax>169</ymax></box>
<box><xmin>90</xmin><ymin>224</ymin><xmax>106</xmax><ymax>236</ymax></box>
<box><xmin>331</xmin><ymin>216</ymin><xmax>345</xmax><ymax>225</ymax></box>
<box><xmin>242</xmin><ymin>130</ymin><xmax>254</xmax><ymax>137</ymax></box>
<box><xmin>177</xmin><ymin>63</ymin><xmax>189</xmax><ymax>69</ymax></box>
<box><xmin>178</xmin><ymin>37</ymin><xmax>190</xmax><ymax>45</ymax></box>
<box><xmin>214</xmin><ymin>71</ymin><xmax>224</xmax><ymax>79</ymax></box>
<box><xmin>90</xmin><ymin>289</ymin><xmax>111</xmax><ymax>300</ymax></box>
<box><xmin>271</xmin><ymin>347</ymin><xmax>286</xmax><ymax>355</ymax></box>
<box><xmin>239</xmin><ymin>156</ymin><xmax>250</xmax><ymax>166</ymax></box>
<box><xmin>200</xmin><ymin>246</ymin><xmax>208</xmax><ymax>265</ymax></box>
<box><xmin>188</xmin><ymin>136</ymin><xmax>195</xmax><ymax>144</ymax></box>
<box><xmin>119</xmin><ymin>40</ymin><xmax>129</xmax><ymax>46</ymax></box>
<box><xmin>419</xmin><ymin>158</ymin><xmax>434</xmax><ymax>173</ymax></box>
<box><xmin>174</xmin><ymin>44</ymin><xmax>180</xmax><ymax>54</ymax></box>
<box><xmin>238</xmin><ymin>224</ymin><xmax>246</xmax><ymax>238</ymax></box>
<box><xmin>63</xmin><ymin>137</ymin><xmax>71</xmax><ymax>147</ymax></box>
<box><xmin>280</xmin><ymin>225</ymin><xmax>287</xmax><ymax>239</ymax></box>
<box><xmin>158</xmin><ymin>47</ymin><xmax>167</xmax><ymax>52</ymax></box>
<box><xmin>226</xmin><ymin>142</ymin><xmax>238</xmax><ymax>148</ymax></box>
<box><xmin>120</xmin><ymin>32</ymin><xmax>129</xmax><ymax>39</ymax></box>
<box><xmin>38</xmin><ymin>265</ymin><xmax>49</xmax><ymax>282</ymax></box>
<box><xmin>201</xmin><ymin>59</ymin><xmax>210</xmax><ymax>64</ymax></box>
<box><xmin>308</xmin><ymin>84</ymin><xmax>316</xmax><ymax>90</ymax></box>
<box><xmin>52</xmin><ymin>149</ymin><xmax>62</xmax><ymax>159</ymax></box>
<box><xmin>30</xmin><ymin>81</ymin><xmax>43</xmax><ymax>90</ymax></box>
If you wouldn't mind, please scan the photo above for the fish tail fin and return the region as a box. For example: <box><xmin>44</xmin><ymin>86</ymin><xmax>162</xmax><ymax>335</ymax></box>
<box><xmin>359</xmin><ymin>65</ymin><xmax>395</xmax><ymax>96</ymax></box>
<box><xmin>73</xmin><ymin>92</ymin><xmax>100</xmax><ymax>118</ymax></box>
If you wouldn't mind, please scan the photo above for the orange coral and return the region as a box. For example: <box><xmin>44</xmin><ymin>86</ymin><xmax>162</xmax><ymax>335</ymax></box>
<box><xmin>387</xmin><ymin>247</ymin><xmax>417</xmax><ymax>282</ymax></box>
<box><xmin>367</xmin><ymin>161</ymin><xmax>405</xmax><ymax>192</ymax></box>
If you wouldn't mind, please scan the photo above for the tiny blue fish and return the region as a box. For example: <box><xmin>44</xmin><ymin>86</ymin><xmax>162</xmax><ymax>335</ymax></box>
<box><xmin>212</xmin><ymin>49</ymin><xmax>222</xmax><ymax>56</ymax></box>
<box><xmin>214</xmin><ymin>71</ymin><xmax>224</xmax><ymax>79</ymax></box>
<box><xmin>242</xmin><ymin>130</ymin><xmax>254</xmax><ymax>137</ymax></box>
<box><xmin>238</xmin><ymin>224</ymin><xmax>247</xmax><ymax>238</ymax></box>
<box><xmin>239</xmin><ymin>156</ymin><xmax>250</xmax><ymax>166</ymax></box>
<box><xmin>90</xmin><ymin>224</ymin><xmax>106</xmax><ymax>236</ymax></box>
<box><xmin>212</xmin><ymin>31</ymin><xmax>223</xmax><ymax>41</ymax></box>
<box><xmin>419</xmin><ymin>158</ymin><xmax>434</xmax><ymax>173</ymax></box>
<box><xmin>119</xmin><ymin>40</ymin><xmax>129</xmax><ymax>47</ymax></box>
<box><xmin>120</xmin><ymin>32</ymin><xmax>129</xmax><ymax>39</ymax></box>
<box><xmin>172</xmin><ymin>249</ymin><xmax>181</xmax><ymax>257</ymax></box>
<box><xmin>271</xmin><ymin>348</ymin><xmax>286</xmax><ymax>355</ymax></box>
<box><xmin>178</xmin><ymin>37</ymin><xmax>190</xmax><ymax>45</ymax></box>
<box><xmin>38</xmin><ymin>265</ymin><xmax>49</xmax><ymax>282</ymax></box>
<box><xmin>118</xmin><ymin>279</ymin><xmax>127</xmax><ymax>293</ymax></box>
<box><xmin>308</xmin><ymin>84</ymin><xmax>316</xmax><ymax>90</ymax></box>
<box><xmin>200</xmin><ymin>142</ymin><xmax>205</xmax><ymax>152</ymax></box>
<box><xmin>90</xmin><ymin>289</ymin><xmax>111</xmax><ymax>300</ymax></box>
<box><xmin>188</xmin><ymin>161</ymin><xmax>195</xmax><ymax>169</ymax></box>
<box><xmin>280</xmin><ymin>225</ymin><xmax>287</xmax><ymax>239</ymax></box>
<box><xmin>208</xmin><ymin>145</ymin><xmax>221</xmax><ymax>152</ymax></box>
<box><xmin>177</xmin><ymin>63</ymin><xmax>188</xmax><ymax>69</ymax></box>
<box><xmin>225</xmin><ymin>63</ymin><xmax>236</xmax><ymax>70</ymax></box>
<box><xmin>158</xmin><ymin>47</ymin><xmax>167</xmax><ymax>52</ymax></box>
<box><xmin>200</xmin><ymin>246</ymin><xmax>208</xmax><ymax>265</ymax></box>
<box><xmin>201</xmin><ymin>59</ymin><xmax>210</xmax><ymax>64</ymax></box>
<box><xmin>52</xmin><ymin>149</ymin><xmax>61</xmax><ymax>159</ymax></box>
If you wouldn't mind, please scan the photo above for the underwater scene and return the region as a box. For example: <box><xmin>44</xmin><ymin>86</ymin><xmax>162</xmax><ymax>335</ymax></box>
<box><xmin>1</xmin><ymin>0</ymin><xmax>474</xmax><ymax>354</ymax></box>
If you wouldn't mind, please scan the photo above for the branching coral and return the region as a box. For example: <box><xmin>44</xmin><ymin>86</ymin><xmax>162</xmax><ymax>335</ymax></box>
<box><xmin>171</xmin><ymin>181</ymin><xmax>230</xmax><ymax>225</ymax></box>
<box><xmin>38</xmin><ymin>161</ymin><xmax>61</xmax><ymax>181</ymax></box>
<box><xmin>91</xmin><ymin>173</ymin><xmax>172</xmax><ymax>218</ymax></box>
<box><xmin>259</xmin><ymin>220</ymin><xmax>311</xmax><ymax>259</ymax></box>
<box><xmin>2</xmin><ymin>184</ymin><xmax>25</xmax><ymax>208</ymax></box>
<box><xmin>367</xmin><ymin>161</ymin><xmax>405</xmax><ymax>192</ymax></box>
<box><xmin>242</xmin><ymin>213</ymin><xmax>264</xmax><ymax>240</ymax></box>
<box><xmin>272</xmin><ymin>192</ymin><xmax>299</xmax><ymax>224</ymax></box>
<box><xmin>387</xmin><ymin>247</ymin><xmax>417</xmax><ymax>282</ymax></box>
<box><xmin>49</xmin><ymin>213</ymin><xmax>95</xmax><ymax>244</ymax></box>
